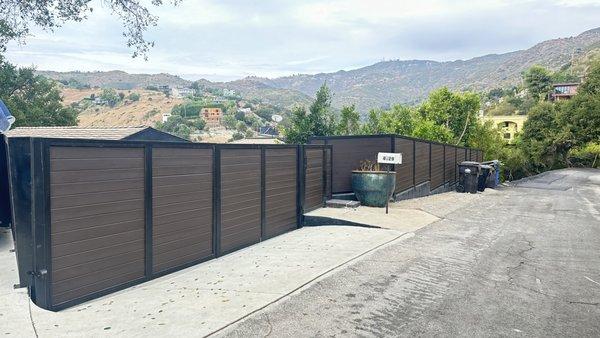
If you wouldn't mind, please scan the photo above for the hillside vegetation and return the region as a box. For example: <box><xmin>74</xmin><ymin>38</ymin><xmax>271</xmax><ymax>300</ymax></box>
<box><xmin>66</xmin><ymin>88</ymin><xmax>183</xmax><ymax>127</ymax></box>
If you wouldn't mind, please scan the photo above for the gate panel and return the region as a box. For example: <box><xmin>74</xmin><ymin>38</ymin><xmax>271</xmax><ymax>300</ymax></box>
<box><xmin>264</xmin><ymin>148</ymin><xmax>297</xmax><ymax>238</ymax></box>
<box><xmin>152</xmin><ymin>147</ymin><xmax>213</xmax><ymax>274</ymax></box>
<box><xmin>304</xmin><ymin>148</ymin><xmax>324</xmax><ymax>212</ymax></box>
<box><xmin>431</xmin><ymin>144</ymin><xmax>444</xmax><ymax>189</ymax></box>
<box><xmin>220</xmin><ymin>148</ymin><xmax>261</xmax><ymax>253</ymax></box>
<box><xmin>414</xmin><ymin>141</ymin><xmax>430</xmax><ymax>184</ymax></box>
<box><xmin>394</xmin><ymin>138</ymin><xmax>414</xmax><ymax>193</ymax></box>
<box><xmin>49</xmin><ymin>146</ymin><xmax>145</xmax><ymax>308</ymax></box>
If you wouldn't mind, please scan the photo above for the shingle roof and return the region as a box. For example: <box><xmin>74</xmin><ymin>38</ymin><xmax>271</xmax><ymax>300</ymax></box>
<box><xmin>6</xmin><ymin>126</ymin><xmax>150</xmax><ymax>140</ymax></box>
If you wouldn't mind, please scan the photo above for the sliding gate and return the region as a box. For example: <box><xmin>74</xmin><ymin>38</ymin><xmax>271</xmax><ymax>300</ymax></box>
<box><xmin>11</xmin><ymin>139</ymin><xmax>330</xmax><ymax>310</ymax></box>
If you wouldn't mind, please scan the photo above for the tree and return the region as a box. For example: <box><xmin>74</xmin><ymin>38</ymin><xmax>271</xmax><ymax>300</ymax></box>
<box><xmin>521</xmin><ymin>102</ymin><xmax>570</xmax><ymax>170</ymax></box>
<box><xmin>283</xmin><ymin>84</ymin><xmax>336</xmax><ymax>143</ymax></box>
<box><xmin>307</xmin><ymin>84</ymin><xmax>336</xmax><ymax>136</ymax></box>
<box><xmin>0</xmin><ymin>0</ymin><xmax>180</xmax><ymax>58</ymax></box>
<box><xmin>360</xmin><ymin>109</ymin><xmax>383</xmax><ymax>135</ymax></box>
<box><xmin>523</xmin><ymin>65</ymin><xmax>553</xmax><ymax>100</ymax></box>
<box><xmin>336</xmin><ymin>105</ymin><xmax>360</xmax><ymax>135</ymax></box>
<box><xmin>562</xmin><ymin>60</ymin><xmax>600</xmax><ymax>146</ymax></box>
<box><xmin>172</xmin><ymin>101</ymin><xmax>203</xmax><ymax>118</ymax></box>
<box><xmin>155</xmin><ymin>115</ymin><xmax>197</xmax><ymax>140</ymax></box>
<box><xmin>376</xmin><ymin>104</ymin><xmax>415</xmax><ymax>136</ymax></box>
<box><xmin>128</xmin><ymin>92</ymin><xmax>141</xmax><ymax>101</ymax></box>
<box><xmin>100</xmin><ymin>88</ymin><xmax>121</xmax><ymax>107</ymax></box>
<box><xmin>0</xmin><ymin>56</ymin><xmax>77</xmax><ymax>126</ymax></box>
<box><xmin>418</xmin><ymin>87</ymin><xmax>480</xmax><ymax>145</ymax></box>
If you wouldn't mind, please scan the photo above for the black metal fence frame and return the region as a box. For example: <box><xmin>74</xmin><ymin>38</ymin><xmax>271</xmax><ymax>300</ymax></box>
<box><xmin>8</xmin><ymin>137</ymin><xmax>332</xmax><ymax>311</ymax></box>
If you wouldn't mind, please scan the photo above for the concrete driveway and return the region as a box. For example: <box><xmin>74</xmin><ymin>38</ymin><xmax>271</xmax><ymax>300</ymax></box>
<box><xmin>222</xmin><ymin>168</ymin><xmax>600</xmax><ymax>337</ymax></box>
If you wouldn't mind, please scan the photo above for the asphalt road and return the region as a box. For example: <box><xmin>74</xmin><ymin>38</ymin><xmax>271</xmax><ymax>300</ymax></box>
<box><xmin>219</xmin><ymin>168</ymin><xmax>600</xmax><ymax>337</ymax></box>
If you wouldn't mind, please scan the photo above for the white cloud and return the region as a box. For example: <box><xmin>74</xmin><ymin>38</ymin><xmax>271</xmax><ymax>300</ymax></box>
<box><xmin>4</xmin><ymin>0</ymin><xmax>600</xmax><ymax>80</ymax></box>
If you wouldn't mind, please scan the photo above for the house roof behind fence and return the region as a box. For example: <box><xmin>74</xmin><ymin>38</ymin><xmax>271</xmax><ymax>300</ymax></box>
<box><xmin>5</xmin><ymin>126</ymin><xmax>178</xmax><ymax>141</ymax></box>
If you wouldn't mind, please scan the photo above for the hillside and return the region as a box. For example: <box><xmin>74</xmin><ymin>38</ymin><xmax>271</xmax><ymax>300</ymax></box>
<box><xmin>210</xmin><ymin>78</ymin><xmax>312</xmax><ymax>108</ymax></box>
<box><xmin>67</xmin><ymin>89</ymin><xmax>183</xmax><ymax>127</ymax></box>
<box><xmin>262</xmin><ymin>28</ymin><xmax>600</xmax><ymax>111</ymax></box>
<box><xmin>38</xmin><ymin>70</ymin><xmax>191</xmax><ymax>90</ymax></box>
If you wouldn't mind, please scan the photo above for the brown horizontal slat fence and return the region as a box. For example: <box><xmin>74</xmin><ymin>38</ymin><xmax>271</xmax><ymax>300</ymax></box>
<box><xmin>444</xmin><ymin>146</ymin><xmax>456</xmax><ymax>185</ymax></box>
<box><xmin>152</xmin><ymin>147</ymin><xmax>213</xmax><ymax>274</ymax></box>
<box><xmin>430</xmin><ymin>144</ymin><xmax>444</xmax><ymax>189</ymax></box>
<box><xmin>309</xmin><ymin>135</ymin><xmax>482</xmax><ymax>194</ymax></box>
<box><xmin>49</xmin><ymin>146</ymin><xmax>146</xmax><ymax>308</ymax></box>
<box><xmin>219</xmin><ymin>148</ymin><xmax>262</xmax><ymax>253</ymax></box>
<box><xmin>264</xmin><ymin>147</ymin><xmax>297</xmax><ymax>239</ymax></box>
<box><xmin>414</xmin><ymin>141</ymin><xmax>430</xmax><ymax>185</ymax></box>
<box><xmin>394</xmin><ymin>138</ymin><xmax>413</xmax><ymax>193</ymax></box>
<box><xmin>15</xmin><ymin>140</ymin><xmax>330</xmax><ymax>311</ymax></box>
<box><xmin>304</xmin><ymin>148</ymin><xmax>325</xmax><ymax>212</ymax></box>
<box><xmin>325</xmin><ymin>136</ymin><xmax>392</xmax><ymax>194</ymax></box>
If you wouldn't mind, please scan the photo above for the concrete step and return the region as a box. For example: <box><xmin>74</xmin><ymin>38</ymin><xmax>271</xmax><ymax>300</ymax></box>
<box><xmin>325</xmin><ymin>199</ymin><xmax>361</xmax><ymax>209</ymax></box>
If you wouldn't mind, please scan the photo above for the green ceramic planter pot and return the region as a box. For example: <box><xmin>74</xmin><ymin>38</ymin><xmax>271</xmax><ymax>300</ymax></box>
<box><xmin>351</xmin><ymin>171</ymin><xmax>396</xmax><ymax>207</ymax></box>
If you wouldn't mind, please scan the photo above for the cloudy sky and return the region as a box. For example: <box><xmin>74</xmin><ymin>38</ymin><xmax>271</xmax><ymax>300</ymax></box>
<box><xmin>5</xmin><ymin>0</ymin><xmax>600</xmax><ymax>81</ymax></box>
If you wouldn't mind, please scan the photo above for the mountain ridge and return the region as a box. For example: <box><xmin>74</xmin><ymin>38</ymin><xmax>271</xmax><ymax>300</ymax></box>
<box><xmin>37</xmin><ymin>27</ymin><xmax>600</xmax><ymax>112</ymax></box>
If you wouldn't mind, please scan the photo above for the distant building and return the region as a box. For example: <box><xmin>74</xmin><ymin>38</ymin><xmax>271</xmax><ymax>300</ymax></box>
<box><xmin>172</xmin><ymin>87</ymin><xmax>194</xmax><ymax>98</ymax></box>
<box><xmin>230</xmin><ymin>136</ymin><xmax>283</xmax><ymax>144</ymax></box>
<box><xmin>212</xmin><ymin>97</ymin><xmax>225</xmax><ymax>104</ymax></box>
<box><xmin>162</xmin><ymin>113</ymin><xmax>172</xmax><ymax>123</ymax></box>
<box><xmin>549</xmin><ymin>83</ymin><xmax>579</xmax><ymax>101</ymax></box>
<box><xmin>201</xmin><ymin>107</ymin><xmax>222</xmax><ymax>127</ymax></box>
<box><xmin>259</xmin><ymin>125</ymin><xmax>279</xmax><ymax>137</ymax></box>
<box><xmin>481</xmin><ymin>115</ymin><xmax>528</xmax><ymax>143</ymax></box>
<box><xmin>223</xmin><ymin>88</ymin><xmax>236</xmax><ymax>97</ymax></box>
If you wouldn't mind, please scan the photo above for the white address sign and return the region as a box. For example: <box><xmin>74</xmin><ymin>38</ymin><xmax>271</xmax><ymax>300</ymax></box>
<box><xmin>377</xmin><ymin>152</ymin><xmax>402</xmax><ymax>165</ymax></box>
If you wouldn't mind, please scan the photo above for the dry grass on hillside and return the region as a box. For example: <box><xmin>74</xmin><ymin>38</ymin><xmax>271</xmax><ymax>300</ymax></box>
<box><xmin>63</xmin><ymin>89</ymin><xmax>184</xmax><ymax>127</ymax></box>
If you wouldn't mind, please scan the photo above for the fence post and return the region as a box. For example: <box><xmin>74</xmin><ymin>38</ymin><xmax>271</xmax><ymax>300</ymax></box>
<box><xmin>31</xmin><ymin>138</ymin><xmax>51</xmax><ymax>309</ymax></box>
<box><xmin>213</xmin><ymin>145</ymin><xmax>221</xmax><ymax>256</ymax></box>
<box><xmin>296</xmin><ymin>145</ymin><xmax>305</xmax><ymax>228</ymax></box>
<box><xmin>260</xmin><ymin>146</ymin><xmax>266</xmax><ymax>239</ymax></box>
<box><xmin>144</xmin><ymin>144</ymin><xmax>153</xmax><ymax>279</ymax></box>
<box><xmin>321</xmin><ymin>147</ymin><xmax>327</xmax><ymax>205</ymax></box>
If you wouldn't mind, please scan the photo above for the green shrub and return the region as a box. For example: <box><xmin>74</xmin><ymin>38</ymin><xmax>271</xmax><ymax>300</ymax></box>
<box><xmin>568</xmin><ymin>142</ymin><xmax>600</xmax><ymax>168</ymax></box>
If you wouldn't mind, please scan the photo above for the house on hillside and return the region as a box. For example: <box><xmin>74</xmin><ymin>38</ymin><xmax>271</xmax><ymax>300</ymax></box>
<box><xmin>481</xmin><ymin>115</ymin><xmax>528</xmax><ymax>143</ymax></box>
<box><xmin>549</xmin><ymin>83</ymin><xmax>579</xmax><ymax>101</ymax></box>
<box><xmin>172</xmin><ymin>87</ymin><xmax>194</xmax><ymax>98</ymax></box>
<box><xmin>201</xmin><ymin>107</ymin><xmax>222</xmax><ymax>127</ymax></box>
<box><xmin>223</xmin><ymin>88</ymin><xmax>236</xmax><ymax>97</ymax></box>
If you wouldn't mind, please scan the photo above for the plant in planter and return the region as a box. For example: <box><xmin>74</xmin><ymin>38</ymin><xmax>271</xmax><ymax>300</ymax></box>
<box><xmin>351</xmin><ymin>160</ymin><xmax>396</xmax><ymax>207</ymax></box>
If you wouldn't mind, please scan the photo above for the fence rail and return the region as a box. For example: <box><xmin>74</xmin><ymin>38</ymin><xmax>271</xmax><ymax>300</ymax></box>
<box><xmin>8</xmin><ymin>138</ymin><xmax>331</xmax><ymax>311</ymax></box>
<box><xmin>309</xmin><ymin>135</ymin><xmax>483</xmax><ymax>196</ymax></box>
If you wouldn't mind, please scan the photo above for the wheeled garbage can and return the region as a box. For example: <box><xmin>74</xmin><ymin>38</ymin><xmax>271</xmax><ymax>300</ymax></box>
<box><xmin>457</xmin><ymin>161</ymin><xmax>480</xmax><ymax>194</ymax></box>
<box><xmin>482</xmin><ymin>160</ymin><xmax>500</xmax><ymax>188</ymax></box>
<box><xmin>478</xmin><ymin>164</ymin><xmax>492</xmax><ymax>192</ymax></box>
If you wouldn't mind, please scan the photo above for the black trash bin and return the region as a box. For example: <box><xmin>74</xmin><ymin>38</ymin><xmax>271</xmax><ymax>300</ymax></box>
<box><xmin>478</xmin><ymin>164</ymin><xmax>492</xmax><ymax>192</ymax></box>
<box><xmin>482</xmin><ymin>160</ymin><xmax>500</xmax><ymax>188</ymax></box>
<box><xmin>457</xmin><ymin>161</ymin><xmax>480</xmax><ymax>194</ymax></box>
